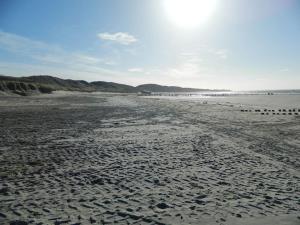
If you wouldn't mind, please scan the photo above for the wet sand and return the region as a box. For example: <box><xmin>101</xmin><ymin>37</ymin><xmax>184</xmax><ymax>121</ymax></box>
<box><xmin>0</xmin><ymin>92</ymin><xmax>299</xmax><ymax>225</ymax></box>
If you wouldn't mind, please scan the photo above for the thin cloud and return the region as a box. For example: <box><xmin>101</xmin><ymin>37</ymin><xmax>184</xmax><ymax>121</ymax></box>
<box><xmin>180</xmin><ymin>52</ymin><xmax>203</xmax><ymax>63</ymax></box>
<box><xmin>0</xmin><ymin>30</ymin><xmax>61</xmax><ymax>55</ymax></box>
<box><xmin>0</xmin><ymin>61</ymin><xmax>133</xmax><ymax>83</ymax></box>
<box><xmin>182</xmin><ymin>47</ymin><xmax>229</xmax><ymax>62</ymax></box>
<box><xmin>128</xmin><ymin>68</ymin><xmax>143</xmax><ymax>73</ymax></box>
<box><xmin>211</xmin><ymin>49</ymin><xmax>228</xmax><ymax>59</ymax></box>
<box><xmin>0</xmin><ymin>30</ymin><xmax>124</xmax><ymax>79</ymax></box>
<box><xmin>280</xmin><ymin>68</ymin><xmax>289</xmax><ymax>72</ymax></box>
<box><xmin>0</xmin><ymin>31</ymin><xmax>104</xmax><ymax>66</ymax></box>
<box><xmin>98</xmin><ymin>32</ymin><xmax>138</xmax><ymax>45</ymax></box>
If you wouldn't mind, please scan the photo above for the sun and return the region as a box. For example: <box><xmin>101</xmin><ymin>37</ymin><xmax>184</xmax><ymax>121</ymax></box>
<box><xmin>164</xmin><ymin>0</ymin><xmax>218</xmax><ymax>29</ymax></box>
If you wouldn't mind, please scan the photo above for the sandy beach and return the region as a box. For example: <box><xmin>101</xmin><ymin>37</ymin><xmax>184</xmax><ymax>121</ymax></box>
<box><xmin>0</xmin><ymin>92</ymin><xmax>299</xmax><ymax>225</ymax></box>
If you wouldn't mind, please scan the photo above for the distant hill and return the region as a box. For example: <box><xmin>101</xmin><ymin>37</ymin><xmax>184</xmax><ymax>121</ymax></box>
<box><xmin>0</xmin><ymin>75</ymin><xmax>227</xmax><ymax>96</ymax></box>
<box><xmin>0</xmin><ymin>75</ymin><xmax>137</xmax><ymax>95</ymax></box>
<box><xmin>91</xmin><ymin>81</ymin><xmax>137</xmax><ymax>93</ymax></box>
<box><xmin>24</xmin><ymin>75</ymin><xmax>93</xmax><ymax>92</ymax></box>
<box><xmin>0</xmin><ymin>75</ymin><xmax>55</xmax><ymax>96</ymax></box>
<box><xmin>137</xmin><ymin>84</ymin><xmax>214</xmax><ymax>92</ymax></box>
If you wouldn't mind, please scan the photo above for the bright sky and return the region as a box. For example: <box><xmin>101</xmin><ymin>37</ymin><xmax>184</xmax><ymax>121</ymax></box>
<box><xmin>0</xmin><ymin>0</ymin><xmax>299</xmax><ymax>90</ymax></box>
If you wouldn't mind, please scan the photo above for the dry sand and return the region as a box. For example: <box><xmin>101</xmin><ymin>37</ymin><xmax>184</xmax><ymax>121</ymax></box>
<box><xmin>0</xmin><ymin>92</ymin><xmax>299</xmax><ymax>225</ymax></box>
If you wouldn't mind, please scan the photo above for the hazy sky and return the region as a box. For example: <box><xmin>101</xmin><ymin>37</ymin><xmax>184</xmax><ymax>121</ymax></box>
<box><xmin>0</xmin><ymin>0</ymin><xmax>299</xmax><ymax>90</ymax></box>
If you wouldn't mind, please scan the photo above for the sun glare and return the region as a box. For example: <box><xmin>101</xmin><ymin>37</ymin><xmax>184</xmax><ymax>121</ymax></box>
<box><xmin>164</xmin><ymin>0</ymin><xmax>218</xmax><ymax>29</ymax></box>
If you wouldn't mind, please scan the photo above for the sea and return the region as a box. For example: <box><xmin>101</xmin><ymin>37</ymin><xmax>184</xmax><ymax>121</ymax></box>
<box><xmin>145</xmin><ymin>90</ymin><xmax>300</xmax><ymax>108</ymax></box>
